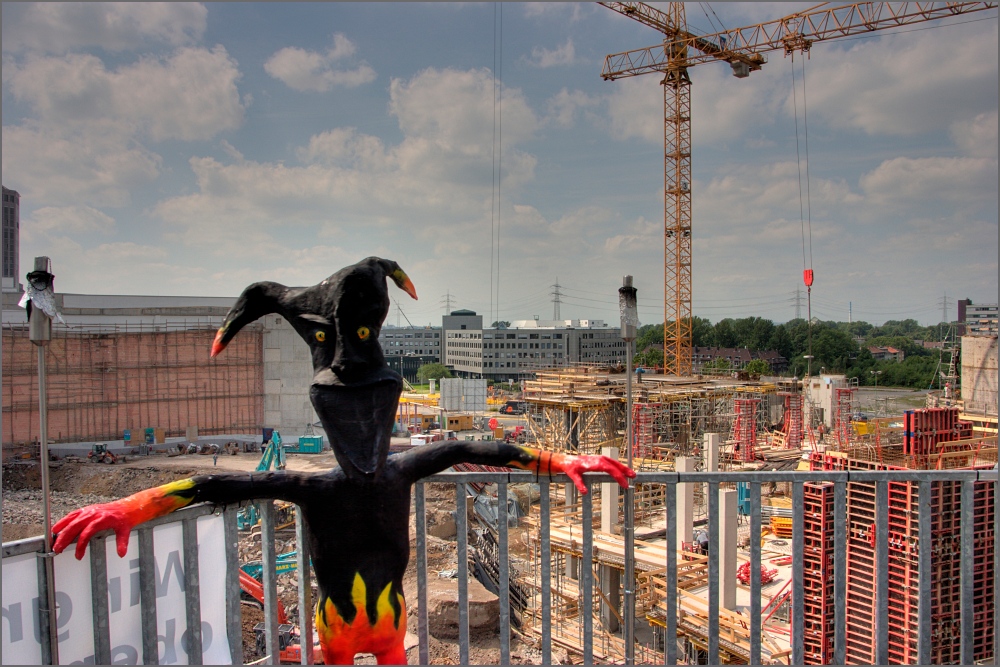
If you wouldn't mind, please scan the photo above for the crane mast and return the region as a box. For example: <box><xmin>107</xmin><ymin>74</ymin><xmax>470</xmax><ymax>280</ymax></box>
<box><xmin>601</xmin><ymin>1</ymin><xmax>997</xmax><ymax>376</ymax></box>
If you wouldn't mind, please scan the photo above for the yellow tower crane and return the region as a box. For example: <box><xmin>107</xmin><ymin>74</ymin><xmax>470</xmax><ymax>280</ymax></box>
<box><xmin>601</xmin><ymin>1</ymin><xmax>997</xmax><ymax>377</ymax></box>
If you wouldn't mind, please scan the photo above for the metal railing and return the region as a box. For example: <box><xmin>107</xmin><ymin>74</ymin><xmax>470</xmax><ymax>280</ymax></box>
<box><xmin>411</xmin><ymin>469</ymin><xmax>999</xmax><ymax>666</ymax></box>
<box><xmin>4</xmin><ymin>468</ymin><xmax>997</xmax><ymax>665</ymax></box>
<box><xmin>2</xmin><ymin>503</ymin><xmax>243</xmax><ymax>665</ymax></box>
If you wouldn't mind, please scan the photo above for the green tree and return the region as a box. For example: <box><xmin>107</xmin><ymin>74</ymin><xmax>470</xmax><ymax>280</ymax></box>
<box><xmin>766</xmin><ymin>325</ymin><xmax>794</xmax><ymax>361</ymax></box>
<box><xmin>710</xmin><ymin>319</ymin><xmax>738</xmax><ymax>348</ymax></box>
<box><xmin>636</xmin><ymin>323</ymin><xmax>664</xmax><ymax>351</ymax></box>
<box><xmin>732</xmin><ymin>317</ymin><xmax>775</xmax><ymax>351</ymax></box>
<box><xmin>690</xmin><ymin>316</ymin><xmax>714</xmax><ymax>347</ymax></box>
<box><xmin>744</xmin><ymin>358</ymin><xmax>771</xmax><ymax>377</ymax></box>
<box><xmin>491</xmin><ymin>321</ymin><xmax>511</xmax><ymax>329</ymax></box>
<box><xmin>417</xmin><ymin>363</ymin><xmax>452</xmax><ymax>383</ymax></box>
<box><xmin>634</xmin><ymin>346</ymin><xmax>664</xmax><ymax>368</ymax></box>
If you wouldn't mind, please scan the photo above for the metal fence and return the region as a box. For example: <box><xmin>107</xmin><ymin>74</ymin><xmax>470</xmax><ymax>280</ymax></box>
<box><xmin>4</xmin><ymin>468</ymin><xmax>998</xmax><ymax>665</ymax></box>
<box><xmin>2</xmin><ymin>503</ymin><xmax>242</xmax><ymax>665</ymax></box>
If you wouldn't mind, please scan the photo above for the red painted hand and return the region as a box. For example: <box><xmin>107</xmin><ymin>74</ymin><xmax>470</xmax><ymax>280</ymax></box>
<box><xmin>52</xmin><ymin>501</ymin><xmax>138</xmax><ymax>560</ymax></box>
<box><xmin>52</xmin><ymin>478</ymin><xmax>196</xmax><ymax>560</ymax></box>
<box><xmin>558</xmin><ymin>454</ymin><xmax>636</xmax><ymax>494</ymax></box>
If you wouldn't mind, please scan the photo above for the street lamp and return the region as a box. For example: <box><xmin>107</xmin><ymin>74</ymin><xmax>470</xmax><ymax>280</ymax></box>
<box><xmin>618</xmin><ymin>276</ymin><xmax>638</xmax><ymax>664</ymax></box>
<box><xmin>803</xmin><ymin>354</ymin><xmax>814</xmax><ymax>378</ymax></box>
<box><xmin>870</xmin><ymin>369</ymin><xmax>882</xmax><ymax>391</ymax></box>
<box><xmin>22</xmin><ymin>257</ymin><xmax>62</xmax><ymax>664</ymax></box>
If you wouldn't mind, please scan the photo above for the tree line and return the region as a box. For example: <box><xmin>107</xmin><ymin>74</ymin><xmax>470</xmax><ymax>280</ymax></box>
<box><xmin>633</xmin><ymin>317</ymin><xmax>955</xmax><ymax>389</ymax></box>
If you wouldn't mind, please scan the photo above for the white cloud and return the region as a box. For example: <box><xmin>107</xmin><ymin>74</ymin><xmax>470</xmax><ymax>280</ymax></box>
<box><xmin>544</xmin><ymin>88</ymin><xmax>600</xmax><ymax>128</ymax></box>
<box><xmin>389</xmin><ymin>67</ymin><xmax>537</xmax><ymax>148</ymax></box>
<box><xmin>950</xmin><ymin>111</ymin><xmax>999</xmax><ymax>159</ymax></box>
<box><xmin>25</xmin><ymin>206</ymin><xmax>116</xmax><ymax>237</ymax></box>
<box><xmin>526</xmin><ymin>39</ymin><xmax>577</xmax><ymax>68</ymax></box>
<box><xmin>4</xmin><ymin>47</ymin><xmax>246</xmax><ymax>141</ymax></box>
<box><xmin>150</xmin><ymin>68</ymin><xmax>543</xmax><ymax>257</ymax></box>
<box><xmin>859</xmin><ymin>156</ymin><xmax>999</xmax><ymax>207</ymax></box>
<box><xmin>2</xmin><ymin>45</ymin><xmax>246</xmax><ymax>207</ymax></box>
<box><xmin>1</xmin><ymin>122</ymin><xmax>162</xmax><ymax>207</ymax></box>
<box><xmin>784</xmin><ymin>24</ymin><xmax>998</xmax><ymax>136</ymax></box>
<box><xmin>1</xmin><ymin>3</ymin><xmax>207</xmax><ymax>54</ymax></box>
<box><xmin>264</xmin><ymin>34</ymin><xmax>376</xmax><ymax>92</ymax></box>
<box><xmin>521</xmin><ymin>4</ymin><xmax>589</xmax><ymax>22</ymax></box>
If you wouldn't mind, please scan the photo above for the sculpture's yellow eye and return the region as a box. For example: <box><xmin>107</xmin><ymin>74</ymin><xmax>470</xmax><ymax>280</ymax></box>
<box><xmin>315</xmin><ymin>330</ymin><xmax>326</xmax><ymax>343</ymax></box>
<box><xmin>357</xmin><ymin>326</ymin><xmax>370</xmax><ymax>340</ymax></box>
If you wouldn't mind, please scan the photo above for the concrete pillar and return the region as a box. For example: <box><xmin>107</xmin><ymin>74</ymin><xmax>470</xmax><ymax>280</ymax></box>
<box><xmin>600</xmin><ymin>446</ymin><xmax>621</xmax><ymax>632</ymax></box>
<box><xmin>705</xmin><ymin>432</ymin><xmax>720</xmax><ymax>472</ymax></box>
<box><xmin>564</xmin><ymin>483</ymin><xmax>579</xmax><ymax>579</ymax></box>
<box><xmin>600</xmin><ymin>446</ymin><xmax>619</xmax><ymax>534</ymax></box>
<box><xmin>675</xmin><ymin>456</ymin><xmax>695</xmax><ymax>549</ymax></box>
<box><xmin>719</xmin><ymin>488</ymin><xmax>738</xmax><ymax>610</ymax></box>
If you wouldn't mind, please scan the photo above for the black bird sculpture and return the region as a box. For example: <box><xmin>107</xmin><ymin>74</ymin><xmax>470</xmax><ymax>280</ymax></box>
<box><xmin>53</xmin><ymin>257</ymin><xmax>635</xmax><ymax>665</ymax></box>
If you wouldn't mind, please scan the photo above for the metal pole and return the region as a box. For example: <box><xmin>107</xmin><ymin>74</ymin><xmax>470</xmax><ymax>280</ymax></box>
<box><xmin>28</xmin><ymin>256</ymin><xmax>59</xmax><ymax>665</ymax></box>
<box><xmin>624</xmin><ymin>336</ymin><xmax>635</xmax><ymax>664</ymax></box>
<box><xmin>619</xmin><ymin>275</ymin><xmax>638</xmax><ymax>664</ymax></box>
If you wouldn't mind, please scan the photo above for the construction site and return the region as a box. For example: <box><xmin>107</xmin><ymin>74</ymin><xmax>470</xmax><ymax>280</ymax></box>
<box><xmin>3</xmin><ymin>1</ymin><xmax>998</xmax><ymax>665</ymax></box>
<box><xmin>3</xmin><ymin>323</ymin><xmax>996</xmax><ymax>664</ymax></box>
<box><xmin>442</xmin><ymin>346</ymin><xmax>997</xmax><ymax>665</ymax></box>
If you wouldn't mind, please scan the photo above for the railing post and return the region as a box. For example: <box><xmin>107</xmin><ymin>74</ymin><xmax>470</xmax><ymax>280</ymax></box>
<box><xmin>138</xmin><ymin>527</ymin><xmax>159</xmax><ymax>665</ymax></box>
<box><xmin>89</xmin><ymin>534</ymin><xmax>112</xmax><ymax>666</ymax></box>
<box><xmin>707</xmin><ymin>481</ymin><xmax>719</xmax><ymax>666</ymax></box>
<box><xmin>749</xmin><ymin>482</ymin><xmax>761</xmax><ymax>665</ymax></box>
<box><xmin>875</xmin><ymin>481</ymin><xmax>888</xmax><ymax>665</ymax></box>
<box><xmin>456</xmin><ymin>483</ymin><xmax>470</xmax><ymax>665</ymax></box>
<box><xmin>582</xmin><ymin>480</ymin><xmax>594</xmax><ymax>665</ymax></box>
<box><xmin>540</xmin><ymin>480</ymin><xmax>552</xmax><ymax>665</ymax></box>
<box><xmin>917</xmin><ymin>480</ymin><xmax>932</xmax><ymax>665</ymax></box>
<box><xmin>498</xmin><ymin>481</ymin><xmax>511</xmax><ymax>664</ymax></box>
<box><xmin>834</xmin><ymin>479</ymin><xmax>847</xmax><ymax>666</ymax></box>
<box><xmin>296</xmin><ymin>508</ymin><xmax>314</xmax><ymax>664</ymax></box>
<box><xmin>261</xmin><ymin>501</ymin><xmax>279</xmax><ymax>665</ymax></box>
<box><xmin>224</xmin><ymin>505</ymin><xmax>244</xmax><ymax>666</ymax></box>
<box><xmin>665</xmin><ymin>478</ymin><xmax>677</xmax><ymax>666</ymax></box>
<box><xmin>415</xmin><ymin>483</ymin><xmax>430</xmax><ymax>665</ymax></box>
<box><xmin>960</xmin><ymin>479</ymin><xmax>974</xmax><ymax>665</ymax></box>
<box><xmin>792</xmin><ymin>481</ymin><xmax>804</xmax><ymax>666</ymax></box>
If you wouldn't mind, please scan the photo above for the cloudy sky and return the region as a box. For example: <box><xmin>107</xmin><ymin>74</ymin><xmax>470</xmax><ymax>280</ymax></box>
<box><xmin>3</xmin><ymin>2</ymin><xmax>997</xmax><ymax>328</ymax></box>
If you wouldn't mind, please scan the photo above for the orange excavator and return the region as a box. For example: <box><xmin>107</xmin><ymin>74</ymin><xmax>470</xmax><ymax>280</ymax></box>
<box><xmin>239</xmin><ymin>569</ymin><xmax>323</xmax><ymax>664</ymax></box>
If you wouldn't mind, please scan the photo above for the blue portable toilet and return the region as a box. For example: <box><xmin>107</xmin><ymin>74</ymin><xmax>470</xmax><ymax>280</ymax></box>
<box><xmin>737</xmin><ymin>482</ymin><xmax>752</xmax><ymax>516</ymax></box>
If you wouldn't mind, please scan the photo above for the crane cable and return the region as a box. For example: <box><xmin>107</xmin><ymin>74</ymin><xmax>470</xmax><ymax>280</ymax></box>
<box><xmin>489</xmin><ymin>3</ymin><xmax>503</xmax><ymax>328</ymax></box>
<box><xmin>791</xmin><ymin>51</ymin><xmax>815</xmax><ymax>376</ymax></box>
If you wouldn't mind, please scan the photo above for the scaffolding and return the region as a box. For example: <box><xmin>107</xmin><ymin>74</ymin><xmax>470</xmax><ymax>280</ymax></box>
<box><xmin>731</xmin><ymin>398</ymin><xmax>760</xmax><ymax>463</ymax></box>
<box><xmin>2</xmin><ymin>321</ymin><xmax>264</xmax><ymax>454</ymax></box>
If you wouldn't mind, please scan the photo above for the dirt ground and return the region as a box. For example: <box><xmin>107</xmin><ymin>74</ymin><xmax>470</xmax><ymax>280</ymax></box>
<box><xmin>2</xmin><ymin>454</ymin><xmax>549</xmax><ymax>664</ymax></box>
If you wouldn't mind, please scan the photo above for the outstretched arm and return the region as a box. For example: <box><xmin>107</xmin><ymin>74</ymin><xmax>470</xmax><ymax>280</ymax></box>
<box><xmin>395</xmin><ymin>441</ymin><xmax>635</xmax><ymax>492</ymax></box>
<box><xmin>52</xmin><ymin>471</ymin><xmax>319</xmax><ymax>560</ymax></box>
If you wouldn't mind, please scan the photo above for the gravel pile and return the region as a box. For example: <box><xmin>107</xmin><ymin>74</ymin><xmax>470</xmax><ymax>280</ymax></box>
<box><xmin>2</xmin><ymin>489</ymin><xmax>116</xmax><ymax>531</ymax></box>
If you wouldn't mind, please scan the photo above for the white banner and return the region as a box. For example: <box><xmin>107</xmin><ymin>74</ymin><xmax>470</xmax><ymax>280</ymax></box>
<box><xmin>2</xmin><ymin>513</ymin><xmax>233</xmax><ymax>665</ymax></box>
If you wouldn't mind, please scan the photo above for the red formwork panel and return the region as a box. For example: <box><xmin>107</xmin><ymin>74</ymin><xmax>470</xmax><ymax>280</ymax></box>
<box><xmin>801</xmin><ymin>482</ymin><xmax>836</xmax><ymax>665</ymax></box>
<box><xmin>810</xmin><ymin>450</ymin><xmax>994</xmax><ymax>664</ymax></box>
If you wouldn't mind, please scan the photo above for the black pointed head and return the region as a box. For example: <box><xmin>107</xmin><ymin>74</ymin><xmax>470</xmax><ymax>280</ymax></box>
<box><xmin>211</xmin><ymin>282</ymin><xmax>286</xmax><ymax>358</ymax></box>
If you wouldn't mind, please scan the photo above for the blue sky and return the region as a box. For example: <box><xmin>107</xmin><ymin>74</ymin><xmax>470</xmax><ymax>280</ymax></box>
<box><xmin>3</xmin><ymin>2</ymin><xmax>997</xmax><ymax>328</ymax></box>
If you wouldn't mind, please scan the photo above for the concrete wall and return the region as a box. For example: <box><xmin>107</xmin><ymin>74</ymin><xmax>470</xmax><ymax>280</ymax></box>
<box><xmin>262</xmin><ymin>315</ymin><xmax>321</xmax><ymax>441</ymax></box>
<box><xmin>961</xmin><ymin>335</ymin><xmax>998</xmax><ymax>416</ymax></box>
<box><xmin>2</xmin><ymin>323</ymin><xmax>263</xmax><ymax>457</ymax></box>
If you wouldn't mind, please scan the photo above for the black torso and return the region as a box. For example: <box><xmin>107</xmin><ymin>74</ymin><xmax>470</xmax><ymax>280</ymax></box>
<box><xmin>298</xmin><ymin>458</ymin><xmax>413</xmax><ymax>626</ymax></box>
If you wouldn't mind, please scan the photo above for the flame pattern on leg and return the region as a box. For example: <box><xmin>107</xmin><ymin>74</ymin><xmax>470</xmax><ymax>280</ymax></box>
<box><xmin>315</xmin><ymin>572</ymin><xmax>407</xmax><ymax>665</ymax></box>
